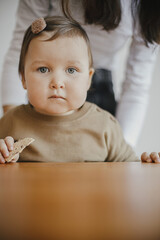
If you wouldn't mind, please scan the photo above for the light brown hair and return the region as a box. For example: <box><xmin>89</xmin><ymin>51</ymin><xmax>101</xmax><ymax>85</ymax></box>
<box><xmin>19</xmin><ymin>16</ymin><xmax>93</xmax><ymax>75</ymax></box>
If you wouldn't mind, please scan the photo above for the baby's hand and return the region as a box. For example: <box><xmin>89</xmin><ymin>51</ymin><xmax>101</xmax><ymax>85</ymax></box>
<box><xmin>141</xmin><ymin>152</ymin><xmax>160</xmax><ymax>163</ymax></box>
<box><xmin>0</xmin><ymin>137</ymin><xmax>19</xmax><ymax>164</ymax></box>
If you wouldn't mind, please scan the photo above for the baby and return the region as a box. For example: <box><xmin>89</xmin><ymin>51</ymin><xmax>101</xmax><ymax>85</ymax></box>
<box><xmin>0</xmin><ymin>16</ymin><xmax>158</xmax><ymax>163</ymax></box>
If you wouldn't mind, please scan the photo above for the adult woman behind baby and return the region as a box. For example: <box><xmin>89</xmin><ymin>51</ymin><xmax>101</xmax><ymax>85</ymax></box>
<box><xmin>1</xmin><ymin>0</ymin><xmax>160</xmax><ymax>148</ymax></box>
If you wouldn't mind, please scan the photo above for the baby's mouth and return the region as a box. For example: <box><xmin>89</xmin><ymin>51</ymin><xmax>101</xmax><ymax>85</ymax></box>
<box><xmin>48</xmin><ymin>95</ymin><xmax>65</xmax><ymax>100</ymax></box>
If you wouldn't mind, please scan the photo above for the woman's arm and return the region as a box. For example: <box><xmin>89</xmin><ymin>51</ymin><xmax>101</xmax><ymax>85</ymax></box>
<box><xmin>1</xmin><ymin>0</ymin><xmax>50</xmax><ymax>112</ymax></box>
<box><xmin>116</xmin><ymin>23</ymin><xmax>159</xmax><ymax>147</ymax></box>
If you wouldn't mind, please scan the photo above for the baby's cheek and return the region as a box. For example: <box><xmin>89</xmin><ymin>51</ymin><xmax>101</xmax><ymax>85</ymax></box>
<box><xmin>27</xmin><ymin>89</ymin><xmax>42</xmax><ymax>106</ymax></box>
<box><xmin>70</xmin><ymin>91</ymin><xmax>87</xmax><ymax>109</ymax></box>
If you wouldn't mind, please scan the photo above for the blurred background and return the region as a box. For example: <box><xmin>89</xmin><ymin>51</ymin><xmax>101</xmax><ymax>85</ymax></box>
<box><xmin>0</xmin><ymin>0</ymin><xmax>160</xmax><ymax>157</ymax></box>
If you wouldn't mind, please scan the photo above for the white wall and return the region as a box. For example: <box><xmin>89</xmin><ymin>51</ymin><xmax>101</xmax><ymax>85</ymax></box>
<box><xmin>0</xmin><ymin>0</ymin><xmax>160</xmax><ymax>157</ymax></box>
<box><xmin>0</xmin><ymin>0</ymin><xmax>19</xmax><ymax>115</ymax></box>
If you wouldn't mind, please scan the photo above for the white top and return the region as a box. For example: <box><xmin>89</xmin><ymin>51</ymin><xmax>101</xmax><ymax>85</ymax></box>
<box><xmin>1</xmin><ymin>0</ymin><xmax>159</xmax><ymax>147</ymax></box>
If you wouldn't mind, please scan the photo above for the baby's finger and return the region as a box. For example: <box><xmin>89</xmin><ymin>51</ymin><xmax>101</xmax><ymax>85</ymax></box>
<box><xmin>4</xmin><ymin>136</ymin><xmax>14</xmax><ymax>151</ymax></box>
<box><xmin>0</xmin><ymin>152</ymin><xmax>5</xmax><ymax>164</ymax></box>
<box><xmin>141</xmin><ymin>152</ymin><xmax>152</xmax><ymax>163</ymax></box>
<box><xmin>150</xmin><ymin>152</ymin><xmax>160</xmax><ymax>163</ymax></box>
<box><xmin>0</xmin><ymin>139</ymin><xmax>9</xmax><ymax>158</ymax></box>
<box><xmin>10</xmin><ymin>153</ymin><xmax>19</xmax><ymax>163</ymax></box>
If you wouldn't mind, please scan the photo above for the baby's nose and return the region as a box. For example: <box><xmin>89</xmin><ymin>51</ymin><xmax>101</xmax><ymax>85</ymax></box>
<box><xmin>49</xmin><ymin>78</ymin><xmax>65</xmax><ymax>89</ymax></box>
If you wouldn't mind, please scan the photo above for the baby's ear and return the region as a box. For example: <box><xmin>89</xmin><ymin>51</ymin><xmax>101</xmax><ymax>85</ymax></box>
<box><xmin>21</xmin><ymin>74</ymin><xmax>27</xmax><ymax>89</ymax></box>
<box><xmin>87</xmin><ymin>68</ymin><xmax>94</xmax><ymax>90</ymax></box>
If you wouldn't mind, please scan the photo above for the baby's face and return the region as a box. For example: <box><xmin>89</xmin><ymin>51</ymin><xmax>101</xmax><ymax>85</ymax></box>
<box><xmin>22</xmin><ymin>34</ymin><xmax>94</xmax><ymax>115</ymax></box>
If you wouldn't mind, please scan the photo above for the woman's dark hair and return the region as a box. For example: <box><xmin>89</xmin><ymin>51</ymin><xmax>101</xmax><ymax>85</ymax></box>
<box><xmin>61</xmin><ymin>0</ymin><xmax>160</xmax><ymax>45</ymax></box>
<box><xmin>62</xmin><ymin>0</ymin><xmax>121</xmax><ymax>31</ymax></box>
<box><xmin>134</xmin><ymin>0</ymin><xmax>160</xmax><ymax>45</ymax></box>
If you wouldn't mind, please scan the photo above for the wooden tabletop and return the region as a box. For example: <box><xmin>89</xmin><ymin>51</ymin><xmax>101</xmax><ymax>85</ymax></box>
<box><xmin>0</xmin><ymin>162</ymin><xmax>160</xmax><ymax>240</ymax></box>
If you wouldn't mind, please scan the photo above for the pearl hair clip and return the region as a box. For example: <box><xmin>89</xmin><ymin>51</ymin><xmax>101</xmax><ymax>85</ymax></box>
<box><xmin>31</xmin><ymin>18</ymin><xmax>47</xmax><ymax>34</ymax></box>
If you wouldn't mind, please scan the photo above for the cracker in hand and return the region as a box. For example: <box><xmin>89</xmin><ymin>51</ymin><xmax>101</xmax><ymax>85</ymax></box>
<box><xmin>5</xmin><ymin>137</ymin><xmax>35</xmax><ymax>162</ymax></box>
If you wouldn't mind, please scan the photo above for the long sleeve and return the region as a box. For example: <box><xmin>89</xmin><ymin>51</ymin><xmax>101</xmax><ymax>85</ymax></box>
<box><xmin>116</xmin><ymin>22</ymin><xmax>159</xmax><ymax>147</ymax></box>
<box><xmin>1</xmin><ymin>0</ymin><xmax>50</xmax><ymax>106</ymax></box>
<box><xmin>105</xmin><ymin>114</ymin><xmax>139</xmax><ymax>162</ymax></box>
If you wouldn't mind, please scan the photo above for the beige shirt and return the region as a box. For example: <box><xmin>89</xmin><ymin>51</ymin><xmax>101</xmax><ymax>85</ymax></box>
<box><xmin>0</xmin><ymin>102</ymin><xmax>139</xmax><ymax>162</ymax></box>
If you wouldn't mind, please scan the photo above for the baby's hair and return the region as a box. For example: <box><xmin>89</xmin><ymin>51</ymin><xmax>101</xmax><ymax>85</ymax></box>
<box><xmin>19</xmin><ymin>16</ymin><xmax>93</xmax><ymax>75</ymax></box>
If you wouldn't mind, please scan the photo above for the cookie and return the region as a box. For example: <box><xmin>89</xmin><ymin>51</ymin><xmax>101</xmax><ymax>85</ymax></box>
<box><xmin>5</xmin><ymin>137</ymin><xmax>35</xmax><ymax>162</ymax></box>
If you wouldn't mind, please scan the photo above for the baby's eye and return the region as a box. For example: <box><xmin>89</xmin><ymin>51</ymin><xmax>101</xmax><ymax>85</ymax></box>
<box><xmin>38</xmin><ymin>67</ymin><xmax>49</xmax><ymax>73</ymax></box>
<box><xmin>67</xmin><ymin>68</ymin><xmax>77</xmax><ymax>74</ymax></box>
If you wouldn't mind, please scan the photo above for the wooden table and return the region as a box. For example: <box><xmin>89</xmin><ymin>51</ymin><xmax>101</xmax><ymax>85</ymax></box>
<box><xmin>0</xmin><ymin>162</ymin><xmax>160</xmax><ymax>240</ymax></box>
